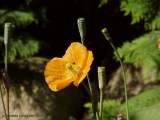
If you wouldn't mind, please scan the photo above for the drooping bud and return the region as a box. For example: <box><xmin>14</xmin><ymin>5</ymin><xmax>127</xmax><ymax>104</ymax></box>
<box><xmin>101</xmin><ymin>28</ymin><xmax>111</xmax><ymax>41</ymax></box>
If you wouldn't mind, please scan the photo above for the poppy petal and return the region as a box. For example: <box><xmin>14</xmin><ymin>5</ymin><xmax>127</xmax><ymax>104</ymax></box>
<box><xmin>44</xmin><ymin>57</ymin><xmax>74</xmax><ymax>91</ymax></box>
<box><xmin>63</xmin><ymin>42</ymin><xmax>88</xmax><ymax>67</ymax></box>
<box><xmin>73</xmin><ymin>50</ymin><xmax>93</xmax><ymax>86</ymax></box>
<box><xmin>48</xmin><ymin>79</ymin><xmax>73</xmax><ymax>92</ymax></box>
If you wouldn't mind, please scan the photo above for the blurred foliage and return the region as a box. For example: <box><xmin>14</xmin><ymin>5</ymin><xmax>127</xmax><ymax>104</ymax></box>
<box><xmin>85</xmin><ymin>100</ymin><xmax>121</xmax><ymax>120</ymax></box>
<box><xmin>121</xmin><ymin>88</ymin><xmax>160</xmax><ymax>112</ymax></box>
<box><xmin>0</xmin><ymin>0</ymin><xmax>46</xmax><ymax>63</ymax></box>
<box><xmin>129</xmin><ymin>103</ymin><xmax>160</xmax><ymax>120</ymax></box>
<box><xmin>120</xmin><ymin>88</ymin><xmax>160</xmax><ymax>120</ymax></box>
<box><xmin>85</xmin><ymin>88</ymin><xmax>160</xmax><ymax>120</ymax></box>
<box><xmin>120</xmin><ymin>0</ymin><xmax>160</xmax><ymax>30</ymax></box>
<box><xmin>116</xmin><ymin>31</ymin><xmax>160</xmax><ymax>81</ymax></box>
<box><xmin>99</xmin><ymin>0</ymin><xmax>160</xmax><ymax>30</ymax></box>
<box><xmin>98</xmin><ymin>0</ymin><xmax>108</xmax><ymax>8</ymax></box>
<box><xmin>0</xmin><ymin>10</ymin><xmax>35</xmax><ymax>27</ymax></box>
<box><xmin>8</xmin><ymin>38</ymin><xmax>39</xmax><ymax>62</ymax></box>
<box><xmin>99</xmin><ymin>0</ymin><xmax>160</xmax><ymax>83</ymax></box>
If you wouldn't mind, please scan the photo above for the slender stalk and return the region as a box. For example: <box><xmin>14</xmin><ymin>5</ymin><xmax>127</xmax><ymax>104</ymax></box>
<box><xmin>7</xmin><ymin>88</ymin><xmax>9</xmax><ymax>120</ymax></box>
<box><xmin>98</xmin><ymin>66</ymin><xmax>105</xmax><ymax>120</ymax></box>
<box><xmin>82</xmin><ymin>82</ymin><xmax>90</xmax><ymax>96</ymax></box>
<box><xmin>96</xmin><ymin>112</ymin><xmax>100</xmax><ymax>120</ymax></box>
<box><xmin>0</xmin><ymin>82</ymin><xmax>8</xmax><ymax>120</ymax></box>
<box><xmin>77</xmin><ymin>18</ymin><xmax>93</xmax><ymax>95</ymax></box>
<box><xmin>99</xmin><ymin>89</ymin><xmax>103</xmax><ymax>120</ymax></box>
<box><xmin>86</xmin><ymin>75</ymin><xmax>96</xmax><ymax>118</ymax></box>
<box><xmin>101</xmin><ymin>28</ymin><xmax>129</xmax><ymax>120</ymax></box>
<box><xmin>4</xmin><ymin>23</ymin><xmax>11</xmax><ymax>120</ymax></box>
<box><xmin>77</xmin><ymin>17</ymin><xmax>98</xmax><ymax>119</ymax></box>
<box><xmin>86</xmin><ymin>75</ymin><xmax>93</xmax><ymax>96</ymax></box>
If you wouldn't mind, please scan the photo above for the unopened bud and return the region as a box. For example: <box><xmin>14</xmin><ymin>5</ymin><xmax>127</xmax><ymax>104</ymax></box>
<box><xmin>4</xmin><ymin>22</ymin><xmax>11</xmax><ymax>45</ymax></box>
<box><xmin>101</xmin><ymin>28</ymin><xmax>111</xmax><ymax>41</ymax></box>
<box><xmin>98</xmin><ymin>66</ymin><xmax>106</xmax><ymax>89</ymax></box>
<box><xmin>77</xmin><ymin>18</ymin><xmax>86</xmax><ymax>43</ymax></box>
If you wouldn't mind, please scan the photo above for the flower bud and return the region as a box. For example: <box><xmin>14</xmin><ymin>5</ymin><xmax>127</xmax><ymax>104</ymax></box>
<box><xmin>98</xmin><ymin>66</ymin><xmax>106</xmax><ymax>89</ymax></box>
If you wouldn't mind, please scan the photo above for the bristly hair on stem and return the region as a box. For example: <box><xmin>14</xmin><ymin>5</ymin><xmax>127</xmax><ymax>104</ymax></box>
<box><xmin>101</xmin><ymin>28</ymin><xmax>129</xmax><ymax>120</ymax></box>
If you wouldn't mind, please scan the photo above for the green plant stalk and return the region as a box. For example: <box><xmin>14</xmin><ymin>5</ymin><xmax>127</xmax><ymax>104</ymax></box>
<box><xmin>77</xmin><ymin>17</ymin><xmax>98</xmax><ymax>119</ymax></box>
<box><xmin>82</xmin><ymin>82</ymin><xmax>90</xmax><ymax>95</ymax></box>
<box><xmin>115</xmin><ymin>48</ymin><xmax>129</xmax><ymax>120</ymax></box>
<box><xmin>86</xmin><ymin>75</ymin><xmax>93</xmax><ymax>97</ymax></box>
<box><xmin>98</xmin><ymin>66</ymin><xmax>105</xmax><ymax>120</ymax></box>
<box><xmin>0</xmin><ymin>82</ymin><xmax>8</xmax><ymax>120</ymax></box>
<box><xmin>101</xmin><ymin>28</ymin><xmax>129</xmax><ymax>120</ymax></box>
<box><xmin>86</xmin><ymin>75</ymin><xmax>98</xmax><ymax>119</ymax></box>
<box><xmin>99</xmin><ymin>88</ymin><xmax>103</xmax><ymax>120</ymax></box>
<box><xmin>4</xmin><ymin>37</ymin><xmax>9</xmax><ymax>120</ymax></box>
<box><xmin>77</xmin><ymin>18</ymin><xmax>93</xmax><ymax>96</ymax></box>
<box><xmin>4</xmin><ymin>42</ymin><xmax>7</xmax><ymax>72</ymax></box>
<box><xmin>96</xmin><ymin>112</ymin><xmax>100</xmax><ymax>120</ymax></box>
<box><xmin>4</xmin><ymin>23</ymin><xmax>11</xmax><ymax>120</ymax></box>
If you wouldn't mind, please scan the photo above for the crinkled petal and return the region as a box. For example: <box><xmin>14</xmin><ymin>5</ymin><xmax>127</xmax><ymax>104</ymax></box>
<box><xmin>73</xmin><ymin>51</ymin><xmax>94</xmax><ymax>86</ymax></box>
<box><xmin>63</xmin><ymin>42</ymin><xmax>88</xmax><ymax>67</ymax></box>
<box><xmin>44</xmin><ymin>57</ymin><xmax>73</xmax><ymax>91</ymax></box>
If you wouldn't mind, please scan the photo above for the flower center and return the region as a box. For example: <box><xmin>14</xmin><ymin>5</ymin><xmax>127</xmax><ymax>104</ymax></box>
<box><xmin>65</xmin><ymin>63</ymin><xmax>82</xmax><ymax>80</ymax></box>
<box><xmin>66</xmin><ymin>63</ymin><xmax>80</xmax><ymax>73</ymax></box>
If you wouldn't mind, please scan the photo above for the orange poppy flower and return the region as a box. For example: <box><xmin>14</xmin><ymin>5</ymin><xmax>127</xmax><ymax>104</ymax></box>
<box><xmin>44</xmin><ymin>42</ymin><xmax>93</xmax><ymax>92</ymax></box>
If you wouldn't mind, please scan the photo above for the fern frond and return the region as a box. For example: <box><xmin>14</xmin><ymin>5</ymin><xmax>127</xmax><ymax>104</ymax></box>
<box><xmin>0</xmin><ymin>10</ymin><xmax>36</xmax><ymax>26</ymax></box>
<box><xmin>8</xmin><ymin>38</ymin><xmax>40</xmax><ymax>62</ymax></box>
<box><xmin>116</xmin><ymin>31</ymin><xmax>160</xmax><ymax>80</ymax></box>
<box><xmin>120</xmin><ymin>0</ymin><xmax>160</xmax><ymax>30</ymax></box>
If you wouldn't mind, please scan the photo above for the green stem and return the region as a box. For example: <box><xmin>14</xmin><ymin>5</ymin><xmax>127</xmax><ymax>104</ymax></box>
<box><xmin>7</xmin><ymin>89</ymin><xmax>9</xmax><ymax>120</ymax></box>
<box><xmin>82</xmin><ymin>82</ymin><xmax>90</xmax><ymax>95</ymax></box>
<box><xmin>99</xmin><ymin>89</ymin><xmax>103</xmax><ymax>120</ymax></box>
<box><xmin>86</xmin><ymin>75</ymin><xmax>92</xmax><ymax>96</ymax></box>
<box><xmin>77</xmin><ymin>17</ymin><xmax>98</xmax><ymax>119</ymax></box>
<box><xmin>4</xmin><ymin>44</ymin><xmax>9</xmax><ymax>120</ymax></box>
<box><xmin>101</xmin><ymin>28</ymin><xmax>129</xmax><ymax>120</ymax></box>
<box><xmin>86</xmin><ymin>74</ymin><xmax>97</xmax><ymax>119</ymax></box>
<box><xmin>4</xmin><ymin>22</ymin><xmax>11</xmax><ymax>120</ymax></box>
<box><xmin>98</xmin><ymin>66</ymin><xmax>105</xmax><ymax>120</ymax></box>
<box><xmin>96</xmin><ymin>112</ymin><xmax>100</xmax><ymax>120</ymax></box>
<box><xmin>114</xmin><ymin>46</ymin><xmax>129</xmax><ymax>120</ymax></box>
<box><xmin>82</xmin><ymin>46</ymin><xmax>96</xmax><ymax>118</ymax></box>
<box><xmin>0</xmin><ymin>82</ymin><xmax>8</xmax><ymax>120</ymax></box>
